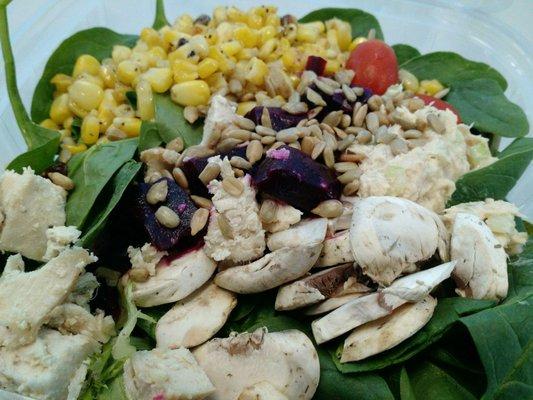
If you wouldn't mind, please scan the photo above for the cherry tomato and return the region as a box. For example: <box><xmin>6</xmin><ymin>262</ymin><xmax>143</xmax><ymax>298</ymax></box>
<box><xmin>346</xmin><ymin>39</ymin><xmax>398</xmax><ymax>95</ymax></box>
<box><xmin>417</xmin><ymin>94</ymin><xmax>462</xmax><ymax>123</ymax></box>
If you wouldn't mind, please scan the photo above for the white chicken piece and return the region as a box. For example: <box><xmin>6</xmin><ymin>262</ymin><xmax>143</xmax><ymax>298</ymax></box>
<box><xmin>43</xmin><ymin>226</ymin><xmax>81</xmax><ymax>261</ymax></box>
<box><xmin>0</xmin><ymin>248</ymin><xmax>95</xmax><ymax>348</ymax></box>
<box><xmin>156</xmin><ymin>281</ymin><xmax>237</xmax><ymax>349</ymax></box>
<box><xmin>193</xmin><ymin>328</ymin><xmax>319</xmax><ymax>400</ymax></box>
<box><xmin>450</xmin><ymin>213</ymin><xmax>508</xmax><ymax>300</ymax></box>
<box><xmin>350</xmin><ymin>196</ymin><xmax>448</xmax><ymax>285</ymax></box>
<box><xmin>238</xmin><ymin>381</ymin><xmax>289</xmax><ymax>400</ymax></box>
<box><xmin>442</xmin><ymin>199</ymin><xmax>527</xmax><ymax>255</ymax></box>
<box><xmin>204</xmin><ymin>159</ymin><xmax>265</xmax><ymax>264</ymax></box>
<box><xmin>0</xmin><ymin>329</ymin><xmax>99</xmax><ymax>400</ymax></box>
<box><xmin>201</xmin><ymin>95</ymin><xmax>239</xmax><ymax>147</ymax></box>
<box><xmin>0</xmin><ymin>168</ymin><xmax>67</xmax><ymax>261</ymax></box>
<box><xmin>341</xmin><ymin>296</ymin><xmax>437</xmax><ymax>362</ymax></box>
<box><xmin>267</xmin><ymin>218</ymin><xmax>327</xmax><ymax>251</ymax></box>
<box><xmin>123</xmin><ymin>348</ymin><xmax>215</xmax><ymax>400</ymax></box>
<box><xmin>131</xmin><ymin>246</ymin><xmax>217</xmax><ymax>307</ymax></box>
<box><xmin>127</xmin><ymin>242</ymin><xmax>168</xmax><ymax>276</ymax></box>
<box><xmin>263</xmin><ymin>202</ymin><xmax>303</xmax><ymax>233</ymax></box>
<box><xmin>317</xmin><ymin>230</ymin><xmax>355</xmax><ymax>268</ymax></box>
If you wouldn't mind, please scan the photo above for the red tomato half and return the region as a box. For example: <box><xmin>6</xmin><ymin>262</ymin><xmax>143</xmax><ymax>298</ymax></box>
<box><xmin>346</xmin><ymin>39</ymin><xmax>398</xmax><ymax>95</ymax></box>
<box><xmin>417</xmin><ymin>94</ymin><xmax>462</xmax><ymax>123</ymax></box>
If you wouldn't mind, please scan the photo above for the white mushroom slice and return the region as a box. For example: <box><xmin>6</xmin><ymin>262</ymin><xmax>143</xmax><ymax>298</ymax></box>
<box><xmin>450</xmin><ymin>213</ymin><xmax>508</xmax><ymax>300</ymax></box>
<box><xmin>263</xmin><ymin>202</ymin><xmax>303</xmax><ymax>233</ymax></box>
<box><xmin>275</xmin><ymin>264</ymin><xmax>361</xmax><ymax>311</ymax></box>
<box><xmin>215</xmin><ymin>243</ymin><xmax>322</xmax><ymax>294</ymax></box>
<box><xmin>267</xmin><ymin>218</ymin><xmax>327</xmax><ymax>251</ymax></box>
<box><xmin>123</xmin><ymin>347</ymin><xmax>215</xmax><ymax>400</ymax></box>
<box><xmin>326</xmin><ymin>196</ymin><xmax>357</xmax><ymax>234</ymax></box>
<box><xmin>350</xmin><ymin>196</ymin><xmax>449</xmax><ymax>285</ymax></box>
<box><xmin>316</xmin><ymin>230</ymin><xmax>355</xmax><ymax>268</ymax></box>
<box><xmin>312</xmin><ymin>261</ymin><xmax>454</xmax><ymax>344</ymax></box>
<box><xmin>238</xmin><ymin>381</ymin><xmax>289</xmax><ymax>400</ymax></box>
<box><xmin>0</xmin><ymin>248</ymin><xmax>93</xmax><ymax>349</ymax></box>
<box><xmin>341</xmin><ymin>295</ymin><xmax>437</xmax><ymax>362</ymax></box>
<box><xmin>131</xmin><ymin>246</ymin><xmax>217</xmax><ymax>307</ymax></box>
<box><xmin>304</xmin><ymin>293</ymin><xmax>366</xmax><ymax>316</ymax></box>
<box><xmin>156</xmin><ymin>282</ymin><xmax>237</xmax><ymax>349</ymax></box>
<box><xmin>193</xmin><ymin>328</ymin><xmax>319</xmax><ymax>400</ymax></box>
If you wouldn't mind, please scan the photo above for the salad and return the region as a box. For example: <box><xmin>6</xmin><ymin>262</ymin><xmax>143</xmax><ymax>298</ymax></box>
<box><xmin>0</xmin><ymin>1</ymin><xmax>532</xmax><ymax>399</ymax></box>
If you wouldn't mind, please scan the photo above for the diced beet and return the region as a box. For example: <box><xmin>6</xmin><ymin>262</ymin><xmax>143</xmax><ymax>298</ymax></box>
<box><xmin>182</xmin><ymin>145</ymin><xmax>248</xmax><ymax>196</ymax></box>
<box><xmin>135</xmin><ymin>178</ymin><xmax>197</xmax><ymax>250</ymax></box>
<box><xmin>331</xmin><ymin>91</ymin><xmax>354</xmax><ymax>113</ymax></box>
<box><xmin>245</xmin><ymin>106</ymin><xmax>307</xmax><ymax>132</ymax></box>
<box><xmin>358</xmin><ymin>87</ymin><xmax>373</xmax><ymax>103</ymax></box>
<box><xmin>305</xmin><ymin>56</ymin><xmax>327</xmax><ymax>76</ymax></box>
<box><xmin>252</xmin><ymin>145</ymin><xmax>341</xmax><ymax>211</ymax></box>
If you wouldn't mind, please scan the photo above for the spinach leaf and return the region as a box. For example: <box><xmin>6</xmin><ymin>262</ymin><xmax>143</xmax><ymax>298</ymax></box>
<box><xmin>30</xmin><ymin>28</ymin><xmax>137</xmax><ymax>123</ymax></box>
<box><xmin>448</xmin><ymin>138</ymin><xmax>533</xmax><ymax>206</ymax></box>
<box><xmin>401</xmin><ymin>52</ymin><xmax>507</xmax><ymax>90</ymax></box>
<box><xmin>498</xmin><ymin>137</ymin><xmax>533</xmax><ymax>158</ymax></box>
<box><xmin>332</xmin><ymin>297</ymin><xmax>494</xmax><ymax>373</ymax></box>
<box><xmin>299</xmin><ymin>8</ymin><xmax>384</xmax><ymax>40</ymax></box>
<box><xmin>154</xmin><ymin>93</ymin><xmax>203</xmax><ymax>147</ymax></box>
<box><xmin>66</xmin><ymin>138</ymin><xmax>138</xmax><ymax>228</ymax></box>
<box><xmin>392</xmin><ymin>44</ymin><xmax>421</xmax><ymax>65</ymax></box>
<box><xmin>152</xmin><ymin>0</ymin><xmax>170</xmax><ymax>29</ymax></box>
<box><xmin>446</xmin><ymin>79</ymin><xmax>528</xmax><ymax>137</ymax></box>
<box><xmin>79</xmin><ymin>160</ymin><xmax>141</xmax><ymax>247</ymax></box>
<box><xmin>0</xmin><ymin>5</ymin><xmax>60</xmax><ymax>172</ymax></box>
<box><xmin>70</xmin><ymin>117</ymin><xmax>82</xmax><ymax>141</ymax></box>
<box><xmin>399</xmin><ymin>367</ymin><xmax>416</xmax><ymax>400</ymax></box>
<box><xmin>125</xmin><ymin>91</ymin><xmax>137</xmax><ymax>110</ymax></box>
<box><xmin>138</xmin><ymin>121</ymin><xmax>163</xmax><ymax>152</ymax></box>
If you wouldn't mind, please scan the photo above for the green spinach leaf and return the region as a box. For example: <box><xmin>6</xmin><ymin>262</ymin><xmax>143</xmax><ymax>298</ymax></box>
<box><xmin>154</xmin><ymin>93</ymin><xmax>203</xmax><ymax>147</ymax></box>
<box><xmin>79</xmin><ymin>160</ymin><xmax>141</xmax><ymax>247</ymax></box>
<box><xmin>498</xmin><ymin>137</ymin><xmax>533</xmax><ymax>158</ymax></box>
<box><xmin>401</xmin><ymin>52</ymin><xmax>507</xmax><ymax>90</ymax></box>
<box><xmin>299</xmin><ymin>8</ymin><xmax>384</xmax><ymax>40</ymax></box>
<box><xmin>446</xmin><ymin>79</ymin><xmax>528</xmax><ymax>137</ymax></box>
<box><xmin>448</xmin><ymin>138</ymin><xmax>533</xmax><ymax>206</ymax></box>
<box><xmin>6</xmin><ymin>132</ymin><xmax>60</xmax><ymax>173</ymax></box>
<box><xmin>30</xmin><ymin>28</ymin><xmax>137</xmax><ymax>123</ymax></box>
<box><xmin>66</xmin><ymin>138</ymin><xmax>138</xmax><ymax>228</ymax></box>
<box><xmin>399</xmin><ymin>367</ymin><xmax>416</xmax><ymax>400</ymax></box>
<box><xmin>152</xmin><ymin>0</ymin><xmax>170</xmax><ymax>29</ymax></box>
<box><xmin>138</xmin><ymin>121</ymin><xmax>163</xmax><ymax>152</ymax></box>
<box><xmin>392</xmin><ymin>44</ymin><xmax>421</xmax><ymax>65</ymax></box>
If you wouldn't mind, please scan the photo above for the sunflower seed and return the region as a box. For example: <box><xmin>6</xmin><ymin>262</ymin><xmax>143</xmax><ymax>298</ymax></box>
<box><xmin>403</xmin><ymin>129</ymin><xmax>422</xmax><ymax>139</ymax></box>
<box><xmin>337</xmin><ymin>134</ymin><xmax>356</xmax><ymax>151</ymax></box>
<box><xmin>353</xmin><ymin>104</ymin><xmax>368</xmax><ymax>127</ymax></box>
<box><xmin>235</xmin><ymin>116</ymin><xmax>256</xmax><ymax>130</ymax></box>
<box><xmin>172</xmin><ymin>167</ymin><xmax>189</xmax><ymax>189</ymax></box>
<box><xmin>343</xmin><ymin>179</ymin><xmax>360</xmax><ymax>196</ymax></box>
<box><xmin>334</xmin><ymin>70</ymin><xmax>355</xmax><ymax>85</ymax></box>
<box><xmin>216</xmin><ymin>138</ymin><xmax>242</xmax><ymax>153</ymax></box>
<box><xmin>223</xmin><ymin>128</ymin><xmax>251</xmax><ymax>141</ymax></box>
<box><xmin>408</xmin><ymin>97</ymin><xmax>425</xmax><ymax>112</ymax></box>
<box><xmin>376</xmin><ymin>126</ymin><xmax>397</xmax><ymax>144</ymax></box>
<box><xmin>312</xmin><ymin>199</ymin><xmax>343</xmax><ymax>218</ymax></box>
<box><xmin>434</xmin><ymin>88</ymin><xmax>450</xmax><ymax>99</ymax></box>
<box><xmin>323</xmin><ymin>131</ymin><xmax>338</xmax><ymax>150</ymax></box>
<box><xmin>166</xmin><ymin>137</ymin><xmax>184</xmax><ymax>152</ymax></box>
<box><xmin>183</xmin><ymin>106</ymin><xmax>200</xmax><ymax>123</ymax></box>
<box><xmin>205</xmin><ymin>129</ymin><xmax>221</xmax><ymax>148</ymax></box>
<box><xmin>190</xmin><ymin>208</ymin><xmax>209</xmax><ymax>236</ymax></box>
<box><xmin>260</xmin><ymin>199</ymin><xmax>278</xmax><ymax>223</ymax></box>
<box><xmin>311</xmin><ymin>141</ymin><xmax>326</xmax><ymax>160</ymax></box>
<box><xmin>276</xmin><ymin>128</ymin><xmax>299</xmax><ymax>143</ymax></box>
<box><xmin>155</xmin><ymin>206</ymin><xmax>180</xmax><ymax>228</ymax></box>
<box><xmin>130</xmin><ymin>268</ymin><xmax>150</xmax><ymax>283</ymax></box>
<box><xmin>366</xmin><ymin>112</ymin><xmax>380</xmax><ymax>133</ymax></box>
<box><xmin>367</xmin><ymin>95</ymin><xmax>383</xmax><ymax>111</ymax></box>
<box><xmin>246</xmin><ymin>140</ymin><xmax>263</xmax><ymax>164</ymax></box>
<box><xmin>306</xmin><ymin>87</ymin><xmax>327</xmax><ymax>106</ymax></box>
<box><xmin>340</xmin><ymin>114</ymin><xmax>352</xmax><ymax>128</ymax></box>
<box><xmin>320</xmin><ymin>76</ymin><xmax>341</xmax><ymax>88</ymax></box>
<box><xmin>289</xmin><ymin>142</ymin><xmax>301</xmax><ymax>150</ymax></box>
<box><xmin>342</xmin><ymin>84</ymin><xmax>357</xmax><ymax>102</ymax></box>
<box><xmin>230</xmin><ymin>156</ymin><xmax>252</xmax><ymax>170</ymax></box>
<box><xmin>261</xmin><ymin>136</ymin><xmax>276</xmax><ymax>145</ymax></box>
<box><xmin>340</xmin><ymin>153</ymin><xmax>366</xmax><ymax>162</ymax></box>
<box><xmin>390</xmin><ymin>110</ymin><xmax>417</xmax><ymax>130</ymax></box>
<box><xmin>256</xmin><ymin>125</ymin><xmax>277</xmax><ymax>136</ymax></box>
<box><xmin>297</xmin><ymin>118</ymin><xmax>308</xmax><ymax>127</ymax></box>
<box><xmin>282</xmin><ymin>101</ymin><xmax>308</xmax><ymax>114</ymax></box>
<box><xmin>305</xmin><ymin>118</ymin><xmax>319</xmax><ymax>126</ymax></box>
<box><xmin>427</xmin><ymin>113</ymin><xmax>446</xmax><ymax>134</ymax></box>
<box><xmin>146</xmin><ymin>179</ymin><xmax>168</xmax><ymax>205</ymax></box>
<box><xmin>48</xmin><ymin>172</ymin><xmax>74</xmax><ymax>190</ymax></box>
<box><xmin>338</xmin><ymin>169</ymin><xmax>361</xmax><ymax>185</ymax></box>
<box><xmin>217</xmin><ymin>214</ymin><xmax>234</xmax><ymax>239</ymax></box>
<box><xmin>390</xmin><ymin>138</ymin><xmax>409</xmax><ymax>155</ymax></box>
<box><xmin>199</xmin><ymin>163</ymin><xmax>221</xmax><ymax>185</ymax></box>
<box><xmin>323</xmin><ymin>145</ymin><xmax>335</xmax><ymax>168</ymax></box>
<box><xmin>301</xmin><ymin>136</ymin><xmax>317</xmax><ymax>155</ymax></box>
<box><xmin>222</xmin><ymin>176</ymin><xmax>244</xmax><ymax>196</ymax></box>
<box><xmin>260</xmin><ymin>107</ymin><xmax>272</xmax><ymax>128</ymax></box>
<box><xmin>355</xmin><ymin>129</ymin><xmax>373</xmax><ymax>144</ymax></box>
<box><xmin>308</xmin><ymin>107</ymin><xmax>323</xmax><ymax>119</ymax></box>
<box><xmin>309</xmin><ymin>124</ymin><xmax>323</xmax><ymax>140</ymax></box>
<box><xmin>314</xmin><ymin>79</ymin><xmax>335</xmax><ymax>95</ymax></box>
<box><xmin>322</xmin><ymin>110</ymin><xmax>343</xmax><ymax>127</ymax></box>
<box><xmin>334</xmin><ymin>161</ymin><xmax>359</xmax><ymax>173</ymax></box>
<box><xmin>191</xmin><ymin>195</ymin><xmax>213</xmax><ymax>209</ymax></box>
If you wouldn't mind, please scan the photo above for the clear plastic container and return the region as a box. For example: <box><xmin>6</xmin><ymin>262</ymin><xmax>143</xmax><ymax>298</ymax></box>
<box><xmin>0</xmin><ymin>0</ymin><xmax>531</xmax><ymax>217</ymax></box>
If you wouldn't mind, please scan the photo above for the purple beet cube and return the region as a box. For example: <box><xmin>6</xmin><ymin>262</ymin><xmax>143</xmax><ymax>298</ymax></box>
<box><xmin>135</xmin><ymin>178</ymin><xmax>197</xmax><ymax>250</ymax></box>
<box><xmin>245</xmin><ymin>106</ymin><xmax>307</xmax><ymax>132</ymax></box>
<box><xmin>305</xmin><ymin>55</ymin><xmax>327</xmax><ymax>76</ymax></box>
<box><xmin>252</xmin><ymin>145</ymin><xmax>341</xmax><ymax>211</ymax></box>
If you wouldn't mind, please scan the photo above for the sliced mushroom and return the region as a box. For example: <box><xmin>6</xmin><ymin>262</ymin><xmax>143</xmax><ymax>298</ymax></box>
<box><xmin>316</xmin><ymin>230</ymin><xmax>354</xmax><ymax>268</ymax></box>
<box><xmin>275</xmin><ymin>263</ymin><xmax>367</xmax><ymax>311</ymax></box>
<box><xmin>341</xmin><ymin>295</ymin><xmax>437</xmax><ymax>362</ymax></box>
<box><xmin>312</xmin><ymin>261</ymin><xmax>454</xmax><ymax>344</ymax></box>
<box><xmin>350</xmin><ymin>196</ymin><xmax>448</xmax><ymax>285</ymax></box>
<box><xmin>156</xmin><ymin>281</ymin><xmax>237</xmax><ymax>349</ymax></box>
<box><xmin>214</xmin><ymin>243</ymin><xmax>322</xmax><ymax>294</ymax></box>
<box><xmin>450</xmin><ymin>213</ymin><xmax>508</xmax><ymax>300</ymax></box>
<box><xmin>131</xmin><ymin>246</ymin><xmax>217</xmax><ymax>307</ymax></box>
<box><xmin>326</xmin><ymin>196</ymin><xmax>357</xmax><ymax>234</ymax></box>
<box><xmin>193</xmin><ymin>328</ymin><xmax>319</xmax><ymax>400</ymax></box>
<box><xmin>238</xmin><ymin>381</ymin><xmax>289</xmax><ymax>400</ymax></box>
<box><xmin>267</xmin><ymin>218</ymin><xmax>327</xmax><ymax>251</ymax></box>
<box><xmin>304</xmin><ymin>293</ymin><xmax>366</xmax><ymax>316</ymax></box>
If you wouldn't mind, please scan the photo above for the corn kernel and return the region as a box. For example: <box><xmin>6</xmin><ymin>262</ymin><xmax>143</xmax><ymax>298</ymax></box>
<box><xmin>259</xmin><ymin>38</ymin><xmax>277</xmax><ymax>59</ymax></box>
<box><xmin>63</xmin><ymin>116</ymin><xmax>74</xmax><ymax>130</ymax></box>
<box><xmin>40</xmin><ymin>118</ymin><xmax>59</xmax><ymax>130</ymax></box>
<box><xmin>281</xmin><ymin>49</ymin><xmax>296</xmax><ymax>69</ymax></box>
<box><xmin>117</xmin><ymin>60</ymin><xmax>140</xmax><ymax>85</ymax></box>
<box><xmin>68</xmin><ymin>80</ymin><xmax>104</xmax><ymax>111</ymax></box>
<box><xmin>99</xmin><ymin>64</ymin><xmax>116</xmax><ymax>88</ymax></box>
<box><xmin>64</xmin><ymin>143</ymin><xmax>87</xmax><ymax>154</ymax></box>
<box><xmin>142</xmin><ymin>67</ymin><xmax>173</xmax><ymax>93</ymax></box>
<box><xmin>171</xmin><ymin>80</ymin><xmax>210</xmax><ymax>106</ymax></box>
<box><xmin>171</xmin><ymin>59</ymin><xmax>199</xmax><ymax>83</ymax></box>
<box><xmin>162</xmin><ymin>29</ymin><xmax>182</xmax><ymax>47</ymax></box>
<box><xmin>136</xmin><ymin>80</ymin><xmax>155</xmax><ymax>121</ymax></box>
<box><xmin>227</xmin><ymin>7</ymin><xmax>247</xmax><ymax>23</ymax></box>
<box><xmin>349</xmin><ymin>36</ymin><xmax>367</xmax><ymax>51</ymax></box>
<box><xmin>73</xmin><ymin>55</ymin><xmax>101</xmax><ymax>78</ymax></box>
<box><xmin>50</xmin><ymin>93</ymin><xmax>72</xmax><ymax>124</ymax></box>
<box><xmin>175</xmin><ymin>14</ymin><xmax>194</xmax><ymax>34</ymax></box>
<box><xmin>399</xmin><ymin>69</ymin><xmax>419</xmax><ymax>92</ymax></box>
<box><xmin>98</xmin><ymin>108</ymin><xmax>115</xmax><ymax>133</ymax></box>
<box><xmin>112</xmin><ymin>45</ymin><xmax>132</xmax><ymax>63</ymax></box>
<box><xmin>197</xmin><ymin>58</ymin><xmax>219</xmax><ymax>79</ymax></box>
<box><xmin>237</xmin><ymin>101</ymin><xmax>257</xmax><ymax>116</ymax></box>
<box><xmin>325</xmin><ymin>59</ymin><xmax>341</xmax><ymax>74</ymax></box>
<box><xmin>259</xmin><ymin>25</ymin><xmax>277</xmax><ymax>44</ymax></box>
<box><xmin>419</xmin><ymin>79</ymin><xmax>444</xmax><ymax>96</ymax></box>
<box><xmin>140</xmin><ymin>27</ymin><xmax>163</xmax><ymax>48</ymax></box>
<box><xmin>213</xmin><ymin>6</ymin><xmax>227</xmax><ymax>23</ymax></box>
<box><xmin>189</xmin><ymin>36</ymin><xmax>209</xmax><ymax>58</ymax></box>
<box><xmin>113</xmin><ymin>117</ymin><xmax>142</xmax><ymax>137</ymax></box>
<box><xmin>247</xmin><ymin>12</ymin><xmax>263</xmax><ymax>29</ymax></box>
<box><xmin>297</xmin><ymin>23</ymin><xmax>320</xmax><ymax>43</ymax></box>
<box><xmin>265</xmin><ymin>14</ymin><xmax>280</xmax><ymax>27</ymax></box>
<box><xmin>81</xmin><ymin>114</ymin><xmax>101</xmax><ymax>144</ymax></box>
<box><xmin>208</xmin><ymin>47</ymin><xmax>233</xmax><ymax>73</ymax></box>
<box><xmin>147</xmin><ymin>46</ymin><xmax>168</xmax><ymax>67</ymax></box>
<box><xmin>205</xmin><ymin>72</ymin><xmax>227</xmax><ymax>91</ymax></box>
<box><xmin>68</xmin><ymin>99</ymin><xmax>89</xmax><ymax>118</ymax></box>
<box><xmin>245</xmin><ymin>57</ymin><xmax>268</xmax><ymax>86</ymax></box>
<box><xmin>234</xmin><ymin>25</ymin><xmax>259</xmax><ymax>48</ymax></box>
<box><xmin>326</xmin><ymin>19</ymin><xmax>352</xmax><ymax>51</ymax></box>
<box><xmin>236</xmin><ymin>48</ymin><xmax>257</xmax><ymax>61</ymax></box>
<box><xmin>220</xmin><ymin>40</ymin><xmax>242</xmax><ymax>57</ymax></box>
<box><xmin>50</xmin><ymin>73</ymin><xmax>73</xmax><ymax>93</ymax></box>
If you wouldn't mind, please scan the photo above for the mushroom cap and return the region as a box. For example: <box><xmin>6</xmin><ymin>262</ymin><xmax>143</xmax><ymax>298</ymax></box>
<box><xmin>275</xmin><ymin>264</ymin><xmax>358</xmax><ymax>311</ymax></box>
<box><xmin>304</xmin><ymin>293</ymin><xmax>366</xmax><ymax>316</ymax></box>
<box><xmin>214</xmin><ymin>243</ymin><xmax>322</xmax><ymax>294</ymax></box>
<box><xmin>193</xmin><ymin>328</ymin><xmax>320</xmax><ymax>400</ymax></box>
<box><xmin>451</xmin><ymin>213</ymin><xmax>508</xmax><ymax>300</ymax></box>
<box><xmin>341</xmin><ymin>295</ymin><xmax>437</xmax><ymax>362</ymax></box>
<box><xmin>132</xmin><ymin>247</ymin><xmax>217</xmax><ymax>307</ymax></box>
<box><xmin>350</xmin><ymin>196</ymin><xmax>448</xmax><ymax>285</ymax></box>
<box><xmin>237</xmin><ymin>381</ymin><xmax>289</xmax><ymax>400</ymax></box>
<box><xmin>267</xmin><ymin>218</ymin><xmax>327</xmax><ymax>251</ymax></box>
<box><xmin>156</xmin><ymin>281</ymin><xmax>237</xmax><ymax>349</ymax></box>
<box><xmin>316</xmin><ymin>230</ymin><xmax>355</xmax><ymax>268</ymax></box>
